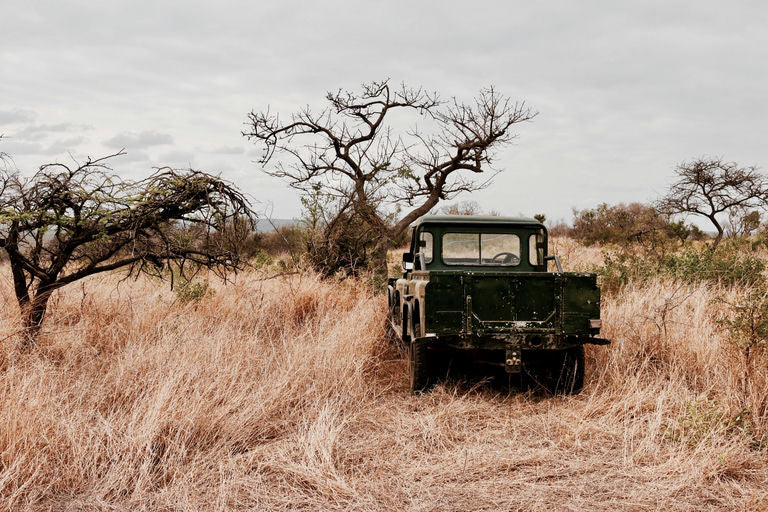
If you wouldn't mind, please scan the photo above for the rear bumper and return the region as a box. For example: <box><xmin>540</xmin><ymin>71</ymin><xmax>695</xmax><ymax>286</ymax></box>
<box><xmin>414</xmin><ymin>332</ymin><xmax>610</xmax><ymax>351</ymax></box>
<box><xmin>409</xmin><ymin>333</ymin><xmax>609</xmax><ymax>375</ymax></box>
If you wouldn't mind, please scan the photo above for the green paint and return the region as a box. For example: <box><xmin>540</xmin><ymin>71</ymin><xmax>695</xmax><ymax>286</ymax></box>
<box><xmin>388</xmin><ymin>216</ymin><xmax>609</xmax><ymax>376</ymax></box>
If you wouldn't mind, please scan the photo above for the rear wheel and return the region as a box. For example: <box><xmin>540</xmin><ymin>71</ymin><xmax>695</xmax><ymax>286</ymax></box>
<box><xmin>409</xmin><ymin>340</ymin><xmax>435</xmax><ymax>393</ymax></box>
<box><xmin>524</xmin><ymin>346</ymin><xmax>584</xmax><ymax>395</ymax></box>
<box><xmin>562</xmin><ymin>346</ymin><xmax>585</xmax><ymax>394</ymax></box>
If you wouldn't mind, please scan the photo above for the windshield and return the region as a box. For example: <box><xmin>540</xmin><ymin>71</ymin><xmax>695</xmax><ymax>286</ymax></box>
<box><xmin>442</xmin><ymin>233</ymin><xmax>520</xmax><ymax>266</ymax></box>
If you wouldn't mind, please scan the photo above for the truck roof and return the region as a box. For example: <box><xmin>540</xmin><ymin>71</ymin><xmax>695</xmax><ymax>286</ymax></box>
<box><xmin>413</xmin><ymin>214</ymin><xmax>545</xmax><ymax>229</ymax></box>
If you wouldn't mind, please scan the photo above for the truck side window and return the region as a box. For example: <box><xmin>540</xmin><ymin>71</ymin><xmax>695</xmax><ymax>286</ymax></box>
<box><xmin>419</xmin><ymin>231</ymin><xmax>433</xmax><ymax>263</ymax></box>
<box><xmin>528</xmin><ymin>234</ymin><xmax>539</xmax><ymax>266</ymax></box>
<box><xmin>529</xmin><ymin>232</ymin><xmax>545</xmax><ymax>266</ymax></box>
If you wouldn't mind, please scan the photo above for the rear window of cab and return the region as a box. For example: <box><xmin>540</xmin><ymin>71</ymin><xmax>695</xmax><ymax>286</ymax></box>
<box><xmin>442</xmin><ymin>233</ymin><xmax>521</xmax><ymax>266</ymax></box>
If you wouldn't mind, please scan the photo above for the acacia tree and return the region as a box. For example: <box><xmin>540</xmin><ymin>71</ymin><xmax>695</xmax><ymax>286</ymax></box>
<box><xmin>657</xmin><ymin>158</ymin><xmax>768</xmax><ymax>249</ymax></box>
<box><xmin>0</xmin><ymin>151</ymin><xmax>253</xmax><ymax>344</ymax></box>
<box><xmin>244</xmin><ymin>80</ymin><xmax>535</xmax><ymax>275</ymax></box>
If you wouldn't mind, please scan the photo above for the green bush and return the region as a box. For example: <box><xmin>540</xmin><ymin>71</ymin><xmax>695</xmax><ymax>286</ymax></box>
<box><xmin>250</xmin><ymin>250</ymin><xmax>274</xmax><ymax>268</ymax></box>
<box><xmin>571</xmin><ymin>202</ymin><xmax>703</xmax><ymax>246</ymax></box>
<box><xmin>664</xmin><ymin>248</ymin><xmax>764</xmax><ymax>286</ymax></box>
<box><xmin>174</xmin><ymin>278</ymin><xmax>212</xmax><ymax>303</ymax></box>
<box><xmin>598</xmin><ymin>244</ymin><xmax>765</xmax><ymax>292</ymax></box>
<box><xmin>665</xmin><ymin>397</ymin><xmax>752</xmax><ymax>447</ymax></box>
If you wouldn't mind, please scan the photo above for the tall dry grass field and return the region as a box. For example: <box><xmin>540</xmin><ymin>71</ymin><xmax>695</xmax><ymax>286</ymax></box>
<box><xmin>1</xmin><ymin>241</ymin><xmax>767</xmax><ymax>510</ymax></box>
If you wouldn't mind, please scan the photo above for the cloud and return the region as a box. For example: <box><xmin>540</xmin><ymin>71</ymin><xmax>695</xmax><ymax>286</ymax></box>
<box><xmin>1</xmin><ymin>135</ymin><xmax>87</xmax><ymax>158</ymax></box>
<box><xmin>113</xmin><ymin>150</ymin><xmax>151</xmax><ymax>164</ymax></box>
<box><xmin>103</xmin><ymin>130</ymin><xmax>174</xmax><ymax>150</ymax></box>
<box><xmin>3</xmin><ymin>1</ymin><xmax>767</xmax><ymax>221</ymax></box>
<box><xmin>0</xmin><ymin>140</ymin><xmax>44</xmax><ymax>155</ymax></box>
<box><xmin>157</xmin><ymin>150</ymin><xmax>195</xmax><ymax>166</ymax></box>
<box><xmin>43</xmin><ymin>136</ymin><xmax>87</xmax><ymax>155</ymax></box>
<box><xmin>15</xmin><ymin>123</ymin><xmax>91</xmax><ymax>140</ymax></box>
<box><xmin>0</xmin><ymin>109</ymin><xmax>37</xmax><ymax>125</ymax></box>
<box><xmin>210</xmin><ymin>145</ymin><xmax>245</xmax><ymax>155</ymax></box>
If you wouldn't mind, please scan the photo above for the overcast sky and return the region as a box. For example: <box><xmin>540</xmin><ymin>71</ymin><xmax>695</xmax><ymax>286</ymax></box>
<box><xmin>2</xmin><ymin>1</ymin><xmax>767</xmax><ymax>223</ymax></box>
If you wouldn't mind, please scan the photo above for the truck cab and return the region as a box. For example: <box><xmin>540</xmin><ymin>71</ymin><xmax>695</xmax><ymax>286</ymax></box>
<box><xmin>387</xmin><ymin>215</ymin><xmax>609</xmax><ymax>394</ymax></box>
<box><xmin>402</xmin><ymin>215</ymin><xmax>547</xmax><ymax>272</ymax></box>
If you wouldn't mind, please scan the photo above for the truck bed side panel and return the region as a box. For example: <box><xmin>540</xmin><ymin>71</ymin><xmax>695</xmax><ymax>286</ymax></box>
<box><xmin>423</xmin><ymin>273</ymin><xmax>464</xmax><ymax>333</ymax></box>
<box><xmin>561</xmin><ymin>275</ymin><xmax>601</xmax><ymax>334</ymax></box>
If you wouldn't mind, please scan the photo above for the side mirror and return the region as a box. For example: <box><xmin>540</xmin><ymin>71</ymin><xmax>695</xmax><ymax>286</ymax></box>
<box><xmin>402</xmin><ymin>253</ymin><xmax>414</xmax><ymax>271</ymax></box>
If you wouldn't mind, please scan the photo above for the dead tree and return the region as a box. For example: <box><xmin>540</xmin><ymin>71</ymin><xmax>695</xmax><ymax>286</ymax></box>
<box><xmin>657</xmin><ymin>158</ymin><xmax>768</xmax><ymax>249</ymax></box>
<box><xmin>0</xmin><ymin>151</ymin><xmax>254</xmax><ymax>345</ymax></box>
<box><xmin>244</xmin><ymin>80</ymin><xmax>535</xmax><ymax>275</ymax></box>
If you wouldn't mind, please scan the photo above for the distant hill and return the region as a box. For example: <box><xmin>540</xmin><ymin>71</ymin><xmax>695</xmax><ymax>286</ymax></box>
<box><xmin>254</xmin><ymin>218</ymin><xmax>296</xmax><ymax>233</ymax></box>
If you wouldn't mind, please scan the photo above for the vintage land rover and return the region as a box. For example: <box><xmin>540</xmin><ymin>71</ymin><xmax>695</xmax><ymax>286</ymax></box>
<box><xmin>387</xmin><ymin>215</ymin><xmax>609</xmax><ymax>394</ymax></box>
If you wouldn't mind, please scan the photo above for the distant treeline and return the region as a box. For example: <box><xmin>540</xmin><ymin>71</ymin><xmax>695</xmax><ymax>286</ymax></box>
<box><xmin>548</xmin><ymin>202</ymin><xmax>709</xmax><ymax>245</ymax></box>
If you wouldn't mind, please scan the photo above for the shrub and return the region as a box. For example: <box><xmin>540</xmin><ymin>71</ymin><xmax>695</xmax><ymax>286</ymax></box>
<box><xmin>252</xmin><ymin>225</ymin><xmax>304</xmax><ymax>256</ymax></box>
<box><xmin>572</xmin><ymin>202</ymin><xmax>703</xmax><ymax>246</ymax></box>
<box><xmin>298</xmin><ymin>186</ymin><xmax>406</xmax><ymax>278</ymax></box>
<box><xmin>303</xmin><ymin>209</ymin><xmax>382</xmax><ymax>277</ymax></box>
<box><xmin>548</xmin><ymin>222</ymin><xmax>572</xmax><ymax>238</ymax></box>
<box><xmin>719</xmin><ymin>285</ymin><xmax>768</xmax><ymax>399</ymax></box>
<box><xmin>665</xmin><ymin>397</ymin><xmax>752</xmax><ymax>447</ymax></box>
<box><xmin>250</xmin><ymin>250</ymin><xmax>274</xmax><ymax>268</ymax></box>
<box><xmin>664</xmin><ymin>248</ymin><xmax>764</xmax><ymax>286</ymax></box>
<box><xmin>173</xmin><ymin>278</ymin><xmax>212</xmax><ymax>303</ymax></box>
<box><xmin>598</xmin><ymin>243</ymin><xmax>765</xmax><ymax>292</ymax></box>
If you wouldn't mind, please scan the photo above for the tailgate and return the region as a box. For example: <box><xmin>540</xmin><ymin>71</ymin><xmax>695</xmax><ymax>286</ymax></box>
<box><xmin>465</xmin><ymin>272</ymin><xmax>599</xmax><ymax>334</ymax></box>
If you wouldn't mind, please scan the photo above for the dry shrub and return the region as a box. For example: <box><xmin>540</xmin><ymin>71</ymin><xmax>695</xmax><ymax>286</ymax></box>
<box><xmin>549</xmin><ymin>236</ymin><xmax>604</xmax><ymax>272</ymax></box>
<box><xmin>1</xmin><ymin>249</ymin><xmax>768</xmax><ymax>510</ymax></box>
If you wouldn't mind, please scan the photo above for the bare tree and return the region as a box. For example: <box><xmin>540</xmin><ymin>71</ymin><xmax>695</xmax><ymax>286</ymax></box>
<box><xmin>725</xmin><ymin>206</ymin><xmax>762</xmax><ymax>238</ymax></box>
<box><xmin>657</xmin><ymin>158</ymin><xmax>768</xmax><ymax>249</ymax></box>
<box><xmin>0</xmin><ymin>135</ymin><xmax>10</xmax><ymax>169</ymax></box>
<box><xmin>438</xmin><ymin>200</ymin><xmax>482</xmax><ymax>216</ymax></box>
<box><xmin>0</xmin><ymin>151</ymin><xmax>254</xmax><ymax>345</ymax></box>
<box><xmin>244</xmin><ymin>80</ymin><xmax>535</xmax><ymax>275</ymax></box>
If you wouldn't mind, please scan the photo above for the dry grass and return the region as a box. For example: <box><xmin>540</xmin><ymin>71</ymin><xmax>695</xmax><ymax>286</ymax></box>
<box><xmin>1</xmin><ymin>242</ymin><xmax>767</xmax><ymax>511</ymax></box>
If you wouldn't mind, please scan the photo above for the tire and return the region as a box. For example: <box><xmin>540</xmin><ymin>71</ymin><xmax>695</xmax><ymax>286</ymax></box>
<box><xmin>409</xmin><ymin>340</ymin><xmax>435</xmax><ymax>394</ymax></box>
<box><xmin>524</xmin><ymin>346</ymin><xmax>584</xmax><ymax>395</ymax></box>
<box><xmin>402</xmin><ymin>303</ymin><xmax>412</xmax><ymax>342</ymax></box>
<box><xmin>561</xmin><ymin>346</ymin><xmax>585</xmax><ymax>394</ymax></box>
<box><xmin>411</xmin><ymin>301</ymin><xmax>421</xmax><ymax>339</ymax></box>
<box><xmin>388</xmin><ymin>286</ymin><xmax>398</xmax><ymax>318</ymax></box>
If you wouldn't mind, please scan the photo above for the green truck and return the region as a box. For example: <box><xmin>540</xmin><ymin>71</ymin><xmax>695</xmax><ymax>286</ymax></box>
<box><xmin>387</xmin><ymin>215</ymin><xmax>609</xmax><ymax>394</ymax></box>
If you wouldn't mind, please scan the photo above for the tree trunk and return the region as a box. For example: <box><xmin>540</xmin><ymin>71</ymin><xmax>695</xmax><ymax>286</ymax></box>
<box><xmin>20</xmin><ymin>291</ymin><xmax>54</xmax><ymax>349</ymax></box>
<box><xmin>372</xmin><ymin>237</ymin><xmax>392</xmax><ymax>285</ymax></box>
<box><xmin>710</xmin><ymin>216</ymin><xmax>724</xmax><ymax>250</ymax></box>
